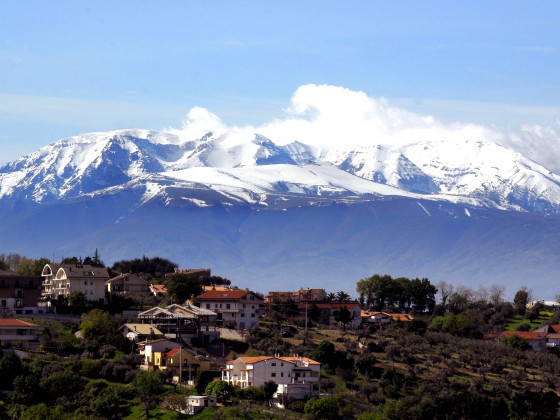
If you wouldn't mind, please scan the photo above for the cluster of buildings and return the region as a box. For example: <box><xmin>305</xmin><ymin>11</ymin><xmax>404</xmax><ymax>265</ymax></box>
<box><xmin>485</xmin><ymin>325</ymin><xmax>560</xmax><ymax>352</ymax></box>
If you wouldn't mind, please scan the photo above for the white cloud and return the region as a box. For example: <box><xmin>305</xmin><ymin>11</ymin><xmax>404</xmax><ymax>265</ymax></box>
<box><xmin>172</xmin><ymin>83</ymin><xmax>560</xmax><ymax>172</ymax></box>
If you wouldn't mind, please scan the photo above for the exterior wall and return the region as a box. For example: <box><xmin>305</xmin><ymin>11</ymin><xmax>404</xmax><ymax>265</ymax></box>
<box><xmin>0</xmin><ymin>326</ymin><xmax>42</xmax><ymax>349</ymax></box>
<box><xmin>0</xmin><ymin>275</ymin><xmax>41</xmax><ymax>314</ymax></box>
<box><xmin>186</xmin><ymin>396</ymin><xmax>216</xmax><ymax>414</ymax></box>
<box><xmin>143</xmin><ymin>340</ymin><xmax>181</xmax><ymax>364</ymax></box>
<box><xmin>76</xmin><ymin>277</ymin><xmax>106</xmax><ymax>303</ymax></box>
<box><xmin>106</xmin><ymin>274</ymin><xmax>150</xmax><ymax>295</ymax></box>
<box><xmin>42</xmin><ymin>264</ymin><xmax>108</xmax><ymax>303</ymax></box>
<box><xmin>223</xmin><ymin>357</ymin><xmax>321</xmax><ymax>390</ymax></box>
<box><xmin>201</xmin><ymin>296</ymin><xmax>261</xmax><ymax>329</ymax></box>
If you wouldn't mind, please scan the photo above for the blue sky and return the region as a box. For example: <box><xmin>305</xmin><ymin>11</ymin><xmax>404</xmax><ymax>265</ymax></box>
<box><xmin>1</xmin><ymin>1</ymin><xmax>560</xmax><ymax>164</ymax></box>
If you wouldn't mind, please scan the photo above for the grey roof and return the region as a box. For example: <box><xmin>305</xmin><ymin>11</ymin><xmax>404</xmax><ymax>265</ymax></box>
<box><xmin>138</xmin><ymin>303</ymin><xmax>217</xmax><ymax>319</ymax></box>
<box><xmin>43</xmin><ymin>263</ymin><xmax>110</xmax><ymax>280</ymax></box>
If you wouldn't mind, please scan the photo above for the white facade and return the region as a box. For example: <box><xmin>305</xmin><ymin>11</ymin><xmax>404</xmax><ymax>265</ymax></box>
<box><xmin>186</xmin><ymin>396</ymin><xmax>217</xmax><ymax>414</ymax></box>
<box><xmin>222</xmin><ymin>355</ymin><xmax>320</xmax><ymax>398</ymax></box>
<box><xmin>42</xmin><ymin>264</ymin><xmax>108</xmax><ymax>303</ymax></box>
<box><xmin>197</xmin><ymin>290</ymin><xmax>263</xmax><ymax>329</ymax></box>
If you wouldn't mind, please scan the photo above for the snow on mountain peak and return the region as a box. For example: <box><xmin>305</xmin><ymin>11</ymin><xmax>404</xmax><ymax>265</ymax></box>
<box><xmin>2</xmin><ymin>84</ymin><xmax>560</xmax><ymax>213</ymax></box>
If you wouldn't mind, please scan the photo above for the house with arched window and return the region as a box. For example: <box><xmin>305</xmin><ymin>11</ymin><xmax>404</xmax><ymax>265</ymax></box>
<box><xmin>41</xmin><ymin>263</ymin><xmax>109</xmax><ymax>304</ymax></box>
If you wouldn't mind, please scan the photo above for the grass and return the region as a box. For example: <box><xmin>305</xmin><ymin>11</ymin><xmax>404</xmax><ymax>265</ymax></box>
<box><xmin>505</xmin><ymin>313</ymin><xmax>551</xmax><ymax>331</ymax></box>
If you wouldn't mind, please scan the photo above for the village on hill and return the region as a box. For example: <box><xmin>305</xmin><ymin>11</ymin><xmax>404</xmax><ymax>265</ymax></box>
<box><xmin>1</xmin><ymin>252</ymin><xmax>560</xmax><ymax>418</ymax></box>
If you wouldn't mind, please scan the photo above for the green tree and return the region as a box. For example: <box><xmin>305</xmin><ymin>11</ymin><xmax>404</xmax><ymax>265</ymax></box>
<box><xmin>205</xmin><ymin>380</ymin><xmax>234</xmax><ymax>402</ymax></box>
<box><xmin>68</xmin><ymin>290</ymin><xmax>87</xmax><ymax>307</ymax></box>
<box><xmin>40</xmin><ymin>370</ymin><xmax>86</xmax><ymax>403</ymax></box>
<box><xmin>308</xmin><ymin>303</ymin><xmax>321</xmax><ymax>324</ymax></box>
<box><xmin>12</xmin><ymin>374</ymin><xmax>40</xmax><ymax>404</ymax></box>
<box><xmin>304</xmin><ymin>396</ymin><xmax>340</xmax><ymax>419</ymax></box>
<box><xmin>166</xmin><ymin>274</ymin><xmax>203</xmax><ymax>303</ymax></box>
<box><xmin>79</xmin><ymin>309</ymin><xmax>116</xmax><ymax>343</ymax></box>
<box><xmin>0</xmin><ymin>254</ymin><xmax>8</xmax><ymax>271</ymax></box>
<box><xmin>19</xmin><ymin>403</ymin><xmax>61</xmax><ymax>420</ymax></box>
<box><xmin>262</xmin><ymin>380</ymin><xmax>278</xmax><ymax>402</ymax></box>
<box><xmin>61</xmin><ymin>256</ymin><xmax>80</xmax><ymax>264</ymax></box>
<box><xmin>311</xmin><ymin>340</ymin><xmax>336</xmax><ymax>369</ymax></box>
<box><xmin>0</xmin><ymin>351</ymin><xmax>23</xmax><ymax>389</ymax></box>
<box><xmin>336</xmin><ymin>290</ymin><xmax>350</xmax><ymax>302</ymax></box>
<box><xmin>134</xmin><ymin>371</ymin><xmax>165</xmax><ymax>397</ymax></box>
<box><xmin>31</xmin><ymin>258</ymin><xmax>51</xmax><ymax>276</ymax></box>
<box><xmin>513</xmin><ymin>286</ymin><xmax>532</xmax><ymax>316</ymax></box>
<box><xmin>14</xmin><ymin>257</ymin><xmax>34</xmax><ymax>275</ymax></box>
<box><xmin>333</xmin><ymin>306</ymin><xmax>354</xmax><ymax>330</ymax></box>
<box><xmin>500</xmin><ymin>334</ymin><xmax>530</xmax><ymax>351</ymax></box>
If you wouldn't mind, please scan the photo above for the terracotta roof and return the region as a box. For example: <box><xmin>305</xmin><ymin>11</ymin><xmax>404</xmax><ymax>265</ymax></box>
<box><xmin>150</xmin><ymin>284</ymin><xmax>167</xmax><ymax>293</ymax></box>
<box><xmin>500</xmin><ymin>331</ymin><xmax>547</xmax><ymax>340</ymax></box>
<box><xmin>203</xmin><ymin>285</ymin><xmax>230</xmax><ymax>292</ymax></box>
<box><xmin>548</xmin><ymin>325</ymin><xmax>560</xmax><ymax>333</ymax></box>
<box><xmin>483</xmin><ymin>333</ymin><xmax>499</xmax><ymax>340</ymax></box>
<box><xmin>197</xmin><ymin>290</ymin><xmax>262</xmax><ymax>300</ymax></box>
<box><xmin>0</xmin><ymin>319</ymin><xmax>41</xmax><ymax>328</ymax></box>
<box><xmin>279</xmin><ymin>356</ymin><xmax>320</xmax><ymax>365</ymax></box>
<box><xmin>238</xmin><ymin>356</ymin><xmax>273</xmax><ymax>364</ymax></box>
<box><xmin>166</xmin><ymin>349</ymin><xmax>188</xmax><ymax>357</ymax></box>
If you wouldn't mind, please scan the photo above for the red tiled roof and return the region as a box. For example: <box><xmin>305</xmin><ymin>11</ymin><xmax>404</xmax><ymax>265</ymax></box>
<box><xmin>166</xmin><ymin>349</ymin><xmax>187</xmax><ymax>357</ymax></box>
<box><xmin>196</xmin><ymin>290</ymin><xmax>258</xmax><ymax>300</ymax></box>
<box><xmin>548</xmin><ymin>325</ymin><xmax>560</xmax><ymax>333</ymax></box>
<box><xmin>203</xmin><ymin>285</ymin><xmax>230</xmax><ymax>292</ymax></box>
<box><xmin>279</xmin><ymin>356</ymin><xmax>320</xmax><ymax>365</ymax></box>
<box><xmin>0</xmin><ymin>319</ymin><xmax>40</xmax><ymax>327</ymax></box>
<box><xmin>500</xmin><ymin>331</ymin><xmax>547</xmax><ymax>340</ymax></box>
<box><xmin>238</xmin><ymin>356</ymin><xmax>272</xmax><ymax>363</ymax></box>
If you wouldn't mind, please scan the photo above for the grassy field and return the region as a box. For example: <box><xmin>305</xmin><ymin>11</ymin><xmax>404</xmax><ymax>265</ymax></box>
<box><xmin>505</xmin><ymin>312</ymin><xmax>551</xmax><ymax>331</ymax></box>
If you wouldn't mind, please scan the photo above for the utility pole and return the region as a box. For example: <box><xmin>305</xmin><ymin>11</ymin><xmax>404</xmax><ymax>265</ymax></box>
<box><xmin>179</xmin><ymin>346</ymin><xmax>183</xmax><ymax>384</ymax></box>
<box><xmin>305</xmin><ymin>301</ymin><xmax>308</xmax><ymax>333</ymax></box>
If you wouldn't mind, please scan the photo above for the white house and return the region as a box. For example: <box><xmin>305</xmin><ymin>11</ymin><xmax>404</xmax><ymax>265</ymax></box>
<box><xmin>195</xmin><ymin>289</ymin><xmax>264</xmax><ymax>329</ymax></box>
<box><xmin>186</xmin><ymin>396</ymin><xmax>217</xmax><ymax>414</ymax></box>
<box><xmin>42</xmin><ymin>263</ymin><xmax>109</xmax><ymax>304</ymax></box>
<box><xmin>222</xmin><ymin>355</ymin><xmax>321</xmax><ymax>400</ymax></box>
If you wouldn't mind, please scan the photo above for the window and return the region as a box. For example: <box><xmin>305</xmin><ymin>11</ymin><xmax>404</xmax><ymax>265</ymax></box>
<box><xmin>251</xmin><ymin>313</ymin><xmax>255</xmax><ymax>317</ymax></box>
<box><xmin>271</xmin><ymin>362</ymin><xmax>276</xmax><ymax>366</ymax></box>
<box><xmin>281</xmin><ymin>372</ymin><xmax>284</xmax><ymax>377</ymax></box>
<box><xmin>243</xmin><ymin>304</ymin><xmax>246</xmax><ymax>308</ymax></box>
<box><xmin>271</xmin><ymin>372</ymin><xmax>276</xmax><ymax>377</ymax></box>
<box><xmin>90</xmin><ymin>290</ymin><xmax>93</xmax><ymax>295</ymax></box>
<box><xmin>226</xmin><ymin>304</ymin><xmax>230</xmax><ymax>309</ymax></box>
<box><xmin>84</xmin><ymin>281</ymin><xmax>87</xmax><ymax>285</ymax></box>
<box><xmin>206</xmin><ymin>304</ymin><xmax>210</xmax><ymax>309</ymax></box>
<box><xmin>1</xmin><ymin>300</ymin><xmax>5</xmax><ymax>307</ymax></box>
<box><xmin>241</xmin><ymin>313</ymin><xmax>245</xmax><ymax>317</ymax></box>
<box><xmin>90</xmin><ymin>281</ymin><xmax>93</xmax><ymax>286</ymax></box>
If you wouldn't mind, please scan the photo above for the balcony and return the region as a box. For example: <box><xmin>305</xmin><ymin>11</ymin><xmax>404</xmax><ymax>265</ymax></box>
<box><xmin>0</xmin><ymin>334</ymin><xmax>39</xmax><ymax>341</ymax></box>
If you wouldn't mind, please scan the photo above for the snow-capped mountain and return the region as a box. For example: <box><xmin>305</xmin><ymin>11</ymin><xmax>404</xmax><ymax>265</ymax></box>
<box><xmin>1</xmin><ymin>128</ymin><xmax>560</xmax><ymax>214</ymax></box>
<box><xmin>2</xmin><ymin>127</ymin><xmax>560</xmax><ymax>297</ymax></box>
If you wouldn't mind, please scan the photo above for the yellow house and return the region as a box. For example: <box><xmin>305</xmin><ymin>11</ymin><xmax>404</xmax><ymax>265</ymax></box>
<box><xmin>153</xmin><ymin>348</ymin><xmax>220</xmax><ymax>382</ymax></box>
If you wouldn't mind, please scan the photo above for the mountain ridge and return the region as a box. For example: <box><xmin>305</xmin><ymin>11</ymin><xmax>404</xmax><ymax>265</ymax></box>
<box><xmin>2</xmin><ymin>128</ymin><xmax>560</xmax><ymax>214</ymax></box>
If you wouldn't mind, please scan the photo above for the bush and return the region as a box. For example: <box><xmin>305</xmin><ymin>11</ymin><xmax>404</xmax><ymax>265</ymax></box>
<box><xmin>304</xmin><ymin>396</ymin><xmax>340</xmax><ymax>419</ymax></box>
